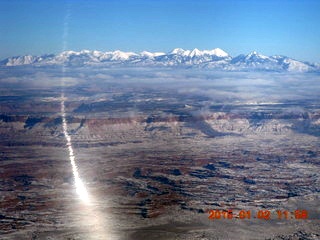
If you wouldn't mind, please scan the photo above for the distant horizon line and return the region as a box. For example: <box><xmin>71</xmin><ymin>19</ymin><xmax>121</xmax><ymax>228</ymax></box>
<box><xmin>2</xmin><ymin>48</ymin><xmax>318</xmax><ymax>63</ymax></box>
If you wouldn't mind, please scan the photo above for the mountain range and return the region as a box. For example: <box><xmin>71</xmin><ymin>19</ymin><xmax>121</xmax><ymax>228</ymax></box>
<box><xmin>1</xmin><ymin>48</ymin><xmax>319</xmax><ymax>72</ymax></box>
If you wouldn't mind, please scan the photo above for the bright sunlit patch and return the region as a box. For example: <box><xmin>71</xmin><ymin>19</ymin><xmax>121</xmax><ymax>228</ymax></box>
<box><xmin>61</xmin><ymin>95</ymin><xmax>90</xmax><ymax>204</ymax></box>
<box><xmin>74</xmin><ymin>175</ymin><xmax>90</xmax><ymax>203</ymax></box>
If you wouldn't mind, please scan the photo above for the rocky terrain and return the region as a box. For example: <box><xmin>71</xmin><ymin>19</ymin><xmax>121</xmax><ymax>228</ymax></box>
<box><xmin>0</xmin><ymin>67</ymin><xmax>319</xmax><ymax>239</ymax></box>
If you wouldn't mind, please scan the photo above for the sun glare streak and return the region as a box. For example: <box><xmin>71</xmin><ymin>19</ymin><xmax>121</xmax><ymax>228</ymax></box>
<box><xmin>60</xmin><ymin>82</ymin><xmax>111</xmax><ymax>239</ymax></box>
<box><xmin>60</xmin><ymin>95</ymin><xmax>90</xmax><ymax>204</ymax></box>
<box><xmin>60</xmin><ymin>4</ymin><xmax>91</xmax><ymax>204</ymax></box>
<box><xmin>58</xmin><ymin>4</ymin><xmax>112</xmax><ymax>239</ymax></box>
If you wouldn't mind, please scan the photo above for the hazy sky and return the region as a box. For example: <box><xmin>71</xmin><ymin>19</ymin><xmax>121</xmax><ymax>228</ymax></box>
<box><xmin>0</xmin><ymin>0</ymin><xmax>320</xmax><ymax>62</ymax></box>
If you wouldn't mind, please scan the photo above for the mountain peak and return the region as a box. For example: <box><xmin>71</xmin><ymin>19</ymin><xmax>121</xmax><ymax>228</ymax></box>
<box><xmin>170</xmin><ymin>48</ymin><xmax>229</xmax><ymax>57</ymax></box>
<box><xmin>170</xmin><ymin>48</ymin><xmax>186</xmax><ymax>55</ymax></box>
<box><xmin>205</xmin><ymin>48</ymin><xmax>229</xmax><ymax>57</ymax></box>
<box><xmin>111</xmin><ymin>50</ymin><xmax>137</xmax><ymax>60</ymax></box>
<box><xmin>247</xmin><ymin>51</ymin><xmax>259</xmax><ymax>57</ymax></box>
<box><xmin>140</xmin><ymin>51</ymin><xmax>165</xmax><ymax>58</ymax></box>
<box><xmin>246</xmin><ymin>51</ymin><xmax>268</xmax><ymax>60</ymax></box>
<box><xmin>190</xmin><ymin>48</ymin><xmax>201</xmax><ymax>57</ymax></box>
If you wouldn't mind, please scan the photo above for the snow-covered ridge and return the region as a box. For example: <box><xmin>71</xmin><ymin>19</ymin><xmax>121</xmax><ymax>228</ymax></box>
<box><xmin>1</xmin><ymin>48</ymin><xmax>318</xmax><ymax>72</ymax></box>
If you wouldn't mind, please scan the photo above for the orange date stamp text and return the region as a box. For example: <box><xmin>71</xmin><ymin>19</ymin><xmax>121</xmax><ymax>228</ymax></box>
<box><xmin>208</xmin><ymin>209</ymin><xmax>309</xmax><ymax>220</ymax></box>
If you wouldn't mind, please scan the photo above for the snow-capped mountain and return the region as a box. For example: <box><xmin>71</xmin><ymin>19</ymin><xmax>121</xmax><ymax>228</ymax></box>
<box><xmin>229</xmin><ymin>51</ymin><xmax>315</xmax><ymax>72</ymax></box>
<box><xmin>3</xmin><ymin>55</ymin><xmax>41</xmax><ymax>66</ymax></box>
<box><xmin>1</xmin><ymin>48</ymin><xmax>318</xmax><ymax>72</ymax></box>
<box><xmin>155</xmin><ymin>48</ymin><xmax>231</xmax><ymax>66</ymax></box>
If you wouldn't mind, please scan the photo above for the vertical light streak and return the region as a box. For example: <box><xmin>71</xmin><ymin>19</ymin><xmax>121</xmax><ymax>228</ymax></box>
<box><xmin>60</xmin><ymin>3</ymin><xmax>90</xmax><ymax>205</ymax></box>
<box><xmin>59</xmin><ymin>4</ymin><xmax>111</xmax><ymax>239</ymax></box>
<box><xmin>61</xmin><ymin>94</ymin><xmax>90</xmax><ymax>204</ymax></box>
